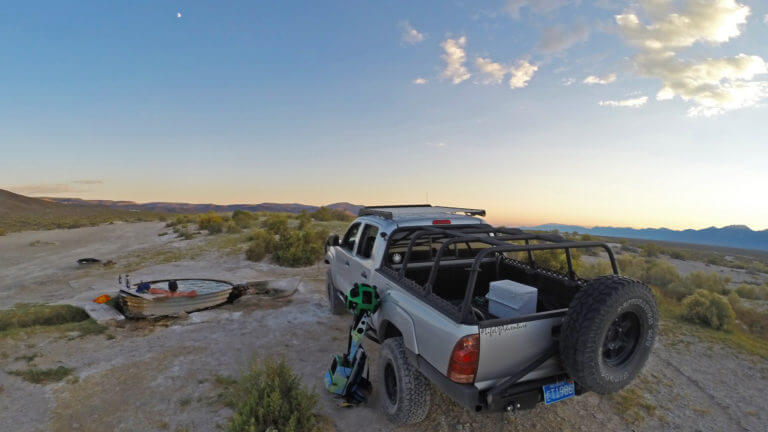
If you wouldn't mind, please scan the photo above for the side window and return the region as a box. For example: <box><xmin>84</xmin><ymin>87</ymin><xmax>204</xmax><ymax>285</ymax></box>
<box><xmin>341</xmin><ymin>223</ymin><xmax>361</xmax><ymax>253</ymax></box>
<box><xmin>357</xmin><ymin>224</ymin><xmax>380</xmax><ymax>259</ymax></box>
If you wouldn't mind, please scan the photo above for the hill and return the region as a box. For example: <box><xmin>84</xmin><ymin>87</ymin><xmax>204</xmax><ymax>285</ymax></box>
<box><xmin>0</xmin><ymin>189</ymin><xmax>161</xmax><ymax>233</ymax></box>
<box><xmin>529</xmin><ymin>223</ymin><xmax>768</xmax><ymax>252</ymax></box>
<box><xmin>42</xmin><ymin>197</ymin><xmax>361</xmax><ymax>216</ymax></box>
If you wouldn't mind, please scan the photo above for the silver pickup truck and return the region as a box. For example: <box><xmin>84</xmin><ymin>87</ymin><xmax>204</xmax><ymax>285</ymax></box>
<box><xmin>324</xmin><ymin>205</ymin><xmax>658</xmax><ymax>424</ymax></box>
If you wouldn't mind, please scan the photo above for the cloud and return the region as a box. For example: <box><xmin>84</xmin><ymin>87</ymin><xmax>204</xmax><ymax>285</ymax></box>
<box><xmin>764</xmin><ymin>14</ymin><xmax>768</xmax><ymax>25</ymax></box>
<box><xmin>615</xmin><ymin>0</ymin><xmax>767</xmax><ymax>116</ymax></box>
<box><xmin>400</xmin><ymin>21</ymin><xmax>425</xmax><ymax>44</ymax></box>
<box><xmin>440</xmin><ymin>37</ymin><xmax>470</xmax><ymax>84</ymax></box>
<box><xmin>426</xmin><ymin>141</ymin><xmax>448</xmax><ymax>148</ymax></box>
<box><xmin>504</xmin><ymin>0</ymin><xmax>577</xmax><ymax>19</ymax></box>
<box><xmin>562</xmin><ymin>77</ymin><xmax>577</xmax><ymax>86</ymax></box>
<box><xmin>508</xmin><ymin>60</ymin><xmax>538</xmax><ymax>89</ymax></box>
<box><xmin>72</xmin><ymin>179</ymin><xmax>103</xmax><ymax>185</ymax></box>
<box><xmin>412</xmin><ymin>77</ymin><xmax>428</xmax><ymax>85</ymax></box>
<box><xmin>537</xmin><ymin>24</ymin><xmax>590</xmax><ymax>53</ymax></box>
<box><xmin>474</xmin><ymin>57</ymin><xmax>538</xmax><ymax>89</ymax></box>
<box><xmin>583</xmin><ymin>73</ymin><xmax>617</xmax><ymax>85</ymax></box>
<box><xmin>616</xmin><ymin>0</ymin><xmax>750</xmax><ymax>50</ymax></box>
<box><xmin>599</xmin><ymin>96</ymin><xmax>649</xmax><ymax>107</ymax></box>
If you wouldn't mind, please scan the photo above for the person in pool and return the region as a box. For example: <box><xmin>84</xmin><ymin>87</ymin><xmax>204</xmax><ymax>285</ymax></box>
<box><xmin>149</xmin><ymin>280</ymin><xmax>198</xmax><ymax>298</ymax></box>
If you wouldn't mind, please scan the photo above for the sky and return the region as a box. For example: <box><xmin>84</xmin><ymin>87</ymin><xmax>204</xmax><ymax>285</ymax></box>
<box><xmin>2</xmin><ymin>0</ymin><xmax>768</xmax><ymax>230</ymax></box>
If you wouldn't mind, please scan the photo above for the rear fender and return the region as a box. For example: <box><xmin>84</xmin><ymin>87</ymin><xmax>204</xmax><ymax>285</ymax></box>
<box><xmin>375</xmin><ymin>302</ymin><xmax>419</xmax><ymax>355</ymax></box>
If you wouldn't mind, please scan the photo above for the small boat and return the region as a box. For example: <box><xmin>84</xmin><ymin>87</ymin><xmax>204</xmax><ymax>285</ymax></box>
<box><xmin>118</xmin><ymin>279</ymin><xmax>234</xmax><ymax>318</ymax></box>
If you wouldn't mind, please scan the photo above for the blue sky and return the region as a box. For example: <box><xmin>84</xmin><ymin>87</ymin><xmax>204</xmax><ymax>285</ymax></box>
<box><xmin>2</xmin><ymin>1</ymin><xmax>768</xmax><ymax>229</ymax></box>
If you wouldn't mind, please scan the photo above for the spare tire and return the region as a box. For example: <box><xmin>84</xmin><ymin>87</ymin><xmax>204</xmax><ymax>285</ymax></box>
<box><xmin>560</xmin><ymin>275</ymin><xmax>658</xmax><ymax>394</ymax></box>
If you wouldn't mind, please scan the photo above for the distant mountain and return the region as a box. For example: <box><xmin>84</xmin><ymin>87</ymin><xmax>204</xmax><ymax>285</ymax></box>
<box><xmin>41</xmin><ymin>196</ymin><xmax>361</xmax><ymax>216</ymax></box>
<box><xmin>527</xmin><ymin>223</ymin><xmax>768</xmax><ymax>252</ymax></box>
<box><xmin>0</xmin><ymin>189</ymin><xmax>159</xmax><ymax>233</ymax></box>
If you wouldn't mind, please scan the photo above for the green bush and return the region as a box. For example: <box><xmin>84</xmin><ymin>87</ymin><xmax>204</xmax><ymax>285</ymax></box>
<box><xmin>577</xmin><ymin>260</ymin><xmax>613</xmax><ymax>279</ymax></box>
<box><xmin>735</xmin><ymin>284</ymin><xmax>768</xmax><ymax>300</ymax></box>
<box><xmin>226</xmin><ymin>358</ymin><xmax>322</xmax><ymax>432</ymax></box>
<box><xmin>0</xmin><ymin>228</ymin><xmax>6</xmax><ymax>236</ymax></box>
<box><xmin>644</xmin><ymin>260</ymin><xmax>680</xmax><ymax>289</ymax></box>
<box><xmin>525</xmin><ymin>247</ymin><xmax>583</xmax><ymax>275</ymax></box>
<box><xmin>232</xmin><ymin>210</ymin><xmax>255</xmax><ymax>229</ymax></box>
<box><xmin>0</xmin><ymin>304</ymin><xmax>89</xmax><ymax>332</ymax></box>
<box><xmin>226</xmin><ymin>222</ymin><xmax>242</xmax><ymax>234</ymax></box>
<box><xmin>262</xmin><ymin>214</ymin><xmax>289</xmax><ymax>236</ymax></box>
<box><xmin>681</xmin><ymin>290</ymin><xmax>736</xmax><ymax>331</ymax></box>
<box><xmin>685</xmin><ymin>271</ymin><xmax>729</xmax><ymax>294</ymax></box>
<box><xmin>310</xmin><ymin>206</ymin><xmax>354</xmax><ymax>222</ymax></box>
<box><xmin>617</xmin><ymin>254</ymin><xmax>646</xmax><ymax>280</ymax></box>
<box><xmin>199</xmin><ymin>213</ymin><xmax>225</xmax><ymax>234</ymax></box>
<box><xmin>272</xmin><ymin>228</ymin><xmax>328</xmax><ymax>267</ymax></box>
<box><xmin>728</xmin><ymin>293</ymin><xmax>768</xmax><ymax>339</ymax></box>
<box><xmin>297</xmin><ymin>211</ymin><xmax>311</xmax><ymax>231</ymax></box>
<box><xmin>640</xmin><ymin>243</ymin><xmax>662</xmax><ymax>258</ymax></box>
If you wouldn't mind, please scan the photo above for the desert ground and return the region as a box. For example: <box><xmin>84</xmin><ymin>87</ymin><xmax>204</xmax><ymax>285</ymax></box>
<box><xmin>1</xmin><ymin>223</ymin><xmax>767</xmax><ymax>432</ymax></box>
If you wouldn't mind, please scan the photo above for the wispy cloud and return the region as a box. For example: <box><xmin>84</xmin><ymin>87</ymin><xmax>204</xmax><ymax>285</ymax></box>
<box><xmin>504</xmin><ymin>0</ymin><xmax>578</xmax><ymax>19</ymax></box>
<box><xmin>583</xmin><ymin>73</ymin><xmax>617</xmax><ymax>85</ymax></box>
<box><xmin>475</xmin><ymin>57</ymin><xmax>538</xmax><ymax>89</ymax></box>
<box><xmin>616</xmin><ymin>0</ymin><xmax>767</xmax><ymax>116</ymax></box>
<box><xmin>599</xmin><ymin>96</ymin><xmax>649</xmax><ymax>108</ymax></box>
<box><xmin>426</xmin><ymin>141</ymin><xmax>448</xmax><ymax>149</ymax></box>
<box><xmin>73</xmin><ymin>179</ymin><xmax>103</xmax><ymax>185</ymax></box>
<box><xmin>561</xmin><ymin>77</ymin><xmax>577</xmax><ymax>86</ymax></box>
<box><xmin>400</xmin><ymin>21</ymin><xmax>425</xmax><ymax>44</ymax></box>
<box><xmin>412</xmin><ymin>77</ymin><xmax>428</xmax><ymax>85</ymax></box>
<box><xmin>537</xmin><ymin>23</ymin><xmax>589</xmax><ymax>54</ymax></box>
<box><xmin>440</xmin><ymin>37</ymin><xmax>470</xmax><ymax>84</ymax></box>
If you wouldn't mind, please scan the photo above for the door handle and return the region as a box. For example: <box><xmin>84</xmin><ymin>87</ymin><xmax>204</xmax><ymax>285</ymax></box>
<box><xmin>361</xmin><ymin>271</ymin><xmax>368</xmax><ymax>279</ymax></box>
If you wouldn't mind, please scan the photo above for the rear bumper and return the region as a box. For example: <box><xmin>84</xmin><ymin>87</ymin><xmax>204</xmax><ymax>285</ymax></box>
<box><xmin>410</xmin><ymin>351</ymin><xmax>574</xmax><ymax>413</ymax></box>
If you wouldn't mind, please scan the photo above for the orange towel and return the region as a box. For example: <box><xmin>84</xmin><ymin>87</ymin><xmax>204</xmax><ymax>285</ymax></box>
<box><xmin>93</xmin><ymin>294</ymin><xmax>112</xmax><ymax>304</ymax></box>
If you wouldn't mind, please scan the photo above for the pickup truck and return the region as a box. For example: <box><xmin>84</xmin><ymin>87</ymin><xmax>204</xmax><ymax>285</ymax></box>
<box><xmin>324</xmin><ymin>205</ymin><xmax>658</xmax><ymax>424</ymax></box>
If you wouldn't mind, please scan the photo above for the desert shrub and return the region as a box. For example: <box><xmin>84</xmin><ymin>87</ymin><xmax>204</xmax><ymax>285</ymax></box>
<box><xmin>526</xmin><ymin>247</ymin><xmax>583</xmax><ymax>275</ymax></box>
<box><xmin>681</xmin><ymin>290</ymin><xmax>736</xmax><ymax>331</ymax></box>
<box><xmin>0</xmin><ymin>304</ymin><xmax>89</xmax><ymax>332</ymax></box>
<box><xmin>232</xmin><ymin>210</ymin><xmax>255</xmax><ymax>229</ymax></box>
<box><xmin>226</xmin><ymin>222</ymin><xmax>242</xmax><ymax>234</ymax></box>
<box><xmin>245</xmin><ymin>242</ymin><xmax>267</xmax><ymax>262</ymax></box>
<box><xmin>578</xmin><ymin>260</ymin><xmax>613</xmax><ymax>279</ymax></box>
<box><xmin>735</xmin><ymin>284</ymin><xmax>768</xmax><ymax>300</ymax></box>
<box><xmin>644</xmin><ymin>260</ymin><xmax>680</xmax><ymax>289</ymax></box>
<box><xmin>617</xmin><ymin>254</ymin><xmax>646</xmax><ymax>280</ymax></box>
<box><xmin>199</xmin><ymin>213</ymin><xmax>225</xmax><ymax>234</ymax></box>
<box><xmin>662</xmin><ymin>281</ymin><xmax>696</xmax><ymax>301</ymax></box>
<box><xmin>8</xmin><ymin>366</ymin><xmax>74</xmax><ymax>384</ymax></box>
<box><xmin>310</xmin><ymin>206</ymin><xmax>353</xmax><ymax>222</ymax></box>
<box><xmin>668</xmin><ymin>249</ymin><xmax>689</xmax><ymax>260</ymax></box>
<box><xmin>166</xmin><ymin>214</ymin><xmax>198</xmax><ymax>228</ymax></box>
<box><xmin>271</xmin><ymin>228</ymin><xmax>328</xmax><ymax>267</ymax></box>
<box><xmin>245</xmin><ymin>230</ymin><xmax>276</xmax><ymax>262</ymax></box>
<box><xmin>262</xmin><ymin>214</ymin><xmax>289</xmax><ymax>236</ymax></box>
<box><xmin>640</xmin><ymin>243</ymin><xmax>662</xmax><ymax>258</ymax></box>
<box><xmin>684</xmin><ymin>271</ymin><xmax>729</xmax><ymax>294</ymax></box>
<box><xmin>226</xmin><ymin>358</ymin><xmax>322</xmax><ymax>432</ymax></box>
<box><xmin>0</xmin><ymin>228</ymin><xmax>6</xmax><ymax>236</ymax></box>
<box><xmin>728</xmin><ymin>294</ymin><xmax>768</xmax><ymax>339</ymax></box>
<box><xmin>297</xmin><ymin>211</ymin><xmax>311</xmax><ymax>231</ymax></box>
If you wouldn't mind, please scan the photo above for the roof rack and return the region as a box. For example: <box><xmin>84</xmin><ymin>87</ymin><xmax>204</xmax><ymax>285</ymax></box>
<box><xmin>358</xmin><ymin>204</ymin><xmax>486</xmax><ymax>219</ymax></box>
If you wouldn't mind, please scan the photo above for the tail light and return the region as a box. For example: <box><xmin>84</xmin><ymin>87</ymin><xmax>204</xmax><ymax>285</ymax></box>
<box><xmin>432</xmin><ymin>219</ymin><xmax>451</xmax><ymax>225</ymax></box>
<box><xmin>447</xmin><ymin>334</ymin><xmax>479</xmax><ymax>383</ymax></box>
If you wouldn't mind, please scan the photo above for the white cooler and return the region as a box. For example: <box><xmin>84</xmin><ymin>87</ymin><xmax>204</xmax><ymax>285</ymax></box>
<box><xmin>486</xmin><ymin>280</ymin><xmax>538</xmax><ymax>318</ymax></box>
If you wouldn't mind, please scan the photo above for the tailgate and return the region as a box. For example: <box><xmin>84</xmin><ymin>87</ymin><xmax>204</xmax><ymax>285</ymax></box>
<box><xmin>474</xmin><ymin>311</ymin><xmax>566</xmax><ymax>390</ymax></box>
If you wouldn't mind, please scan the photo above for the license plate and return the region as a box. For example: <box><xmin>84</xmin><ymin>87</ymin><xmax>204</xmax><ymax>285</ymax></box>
<box><xmin>542</xmin><ymin>380</ymin><xmax>575</xmax><ymax>405</ymax></box>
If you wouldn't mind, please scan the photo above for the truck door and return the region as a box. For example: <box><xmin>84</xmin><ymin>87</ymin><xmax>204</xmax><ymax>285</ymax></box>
<box><xmin>333</xmin><ymin>222</ymin><xmax>362</xmax><ymax>294</ymax></box>
<box><xmin>351</xmin><ymin>223</ymin><xmax>380</xmax><ymax>284</ymax></box>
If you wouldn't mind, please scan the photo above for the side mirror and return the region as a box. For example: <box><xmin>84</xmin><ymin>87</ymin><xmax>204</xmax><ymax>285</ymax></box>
<box><xmin>325</xmin><ymin>234</ymin><xmax>340</xmax><ymax>253</ymax></box>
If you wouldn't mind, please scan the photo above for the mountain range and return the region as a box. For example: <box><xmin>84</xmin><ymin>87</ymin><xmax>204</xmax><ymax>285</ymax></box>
<box><xmin>528</xmin><ymin>223</ymin><xmax>768</xmax><ymax>252</ymax></box>
<box><xmin>41</xmin><ymin>196</ymin><xmax>362</xmax><ymax>216</ymax></box>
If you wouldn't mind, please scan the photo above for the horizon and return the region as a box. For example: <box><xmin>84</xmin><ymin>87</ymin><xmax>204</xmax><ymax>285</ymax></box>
<box><xmin>3</xmin><ymin>1</ymin><xmax>768</xmax><ymax>231</ymax></box>
<box><xmin>10</xmin><ymin>189</ymin><xmax>766</xmax><ymax>232</ymax></box>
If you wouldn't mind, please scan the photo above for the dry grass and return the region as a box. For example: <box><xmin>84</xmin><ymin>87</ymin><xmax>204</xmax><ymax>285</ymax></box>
<box><xmin>8</xmin><ymin>366</ymin><xmax>74</xmax><ymax>384</ymax></box>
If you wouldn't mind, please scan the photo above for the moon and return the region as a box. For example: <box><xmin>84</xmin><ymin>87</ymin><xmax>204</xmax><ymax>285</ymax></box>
<box><xmin>177</xmin><ymin>12</ymin><xmax>182</xmax><ymax>18</ymax></box>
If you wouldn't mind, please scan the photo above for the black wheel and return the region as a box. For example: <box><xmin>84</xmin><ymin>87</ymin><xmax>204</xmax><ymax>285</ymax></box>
<box><xmin>378</xmin><ymin>337</ymin><xmax>430</xmax><ymax>424</ymax></box>
<box><xmin>560</xmin><ymin>275</ymin><xmax>658</xmax><ymax>394</ymax></box>
<box><xmin>326</xmin><ymin>271</ymin><xmax>346</xmax><ymax>315</ymax></box>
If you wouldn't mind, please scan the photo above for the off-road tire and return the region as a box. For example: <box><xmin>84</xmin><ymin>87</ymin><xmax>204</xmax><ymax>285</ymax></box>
<box><xmin>560</xmin><ymin>275</ymin><xmax>658</xmax><ymax>394</ymax></box>
<box><xmin>378</xmin><ymin>337</ymin><xmax>431</xmax><ymax>424</ymax></box>
<box><xmin>327</xmin><ymin>272</ymin><xmax>346</xmax><ymax>315</ymax></box>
